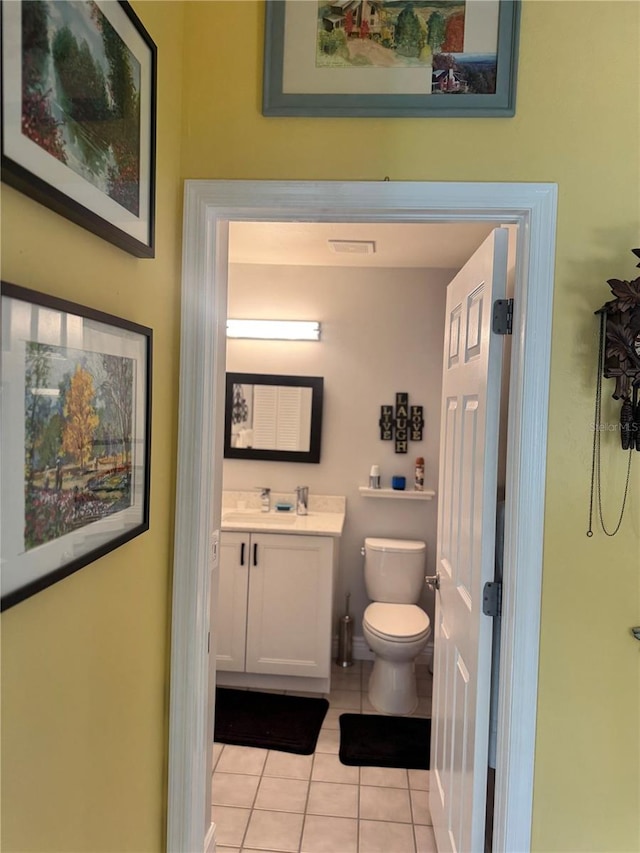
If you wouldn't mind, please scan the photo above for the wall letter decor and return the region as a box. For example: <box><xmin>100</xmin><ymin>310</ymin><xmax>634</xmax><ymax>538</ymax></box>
<box><xmin>379</xmin><ymin>392</ymin><xmax>425</xmax><ymax>453</ymax></box>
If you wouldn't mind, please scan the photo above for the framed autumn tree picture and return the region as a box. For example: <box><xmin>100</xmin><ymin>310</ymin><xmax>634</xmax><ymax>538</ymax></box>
<box><xmin>1</xmin><ymin>282</ymin><xmax>152</xmax><ymax>610</ymax></box>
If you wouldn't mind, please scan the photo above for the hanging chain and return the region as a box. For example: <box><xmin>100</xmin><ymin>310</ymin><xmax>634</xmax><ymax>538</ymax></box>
<box><xmin>587</xmin><ymin>310</ymin><xmax>634</xmax><ymax>537</ymax></box>
<box><xmin>587</xmin><ymin>314</ymin><xmax>604</xmax><ymax>536</ymax></box>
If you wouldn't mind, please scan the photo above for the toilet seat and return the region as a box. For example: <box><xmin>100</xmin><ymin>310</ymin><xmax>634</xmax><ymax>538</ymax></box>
<box><xmin>365</xmin><ymin>537</ymin><xmax>426</xmax><ymax>553</ymax></box>
<box><xmin>363</xmin><ymin>602</ymin><xmax>430</xmax><ymax>643</ymax></box>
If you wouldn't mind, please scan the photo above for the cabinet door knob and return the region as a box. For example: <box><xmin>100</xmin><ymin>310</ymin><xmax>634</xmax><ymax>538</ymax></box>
<box><xmin>240</xmin><ymin>542</ymin><xmax>245</xmax><ymax>566</ymax></box>
<box><xmin>253</xmin><ymin>543</ymin><xmax>258</xmax><ymax>566</ymax></box>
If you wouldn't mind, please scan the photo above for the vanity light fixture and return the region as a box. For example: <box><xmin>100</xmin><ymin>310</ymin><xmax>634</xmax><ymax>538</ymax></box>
<box><xmin>226</xmin><ymin>319</ymin><xmax>321</xmax><ymax>341</ymax></box>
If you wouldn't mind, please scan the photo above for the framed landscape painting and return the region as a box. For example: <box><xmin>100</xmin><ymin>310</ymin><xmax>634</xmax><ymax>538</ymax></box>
<box><xmin>263</xmin><ymin>0</ymin><xmax>520</xmax><ymax>117</ymax></box>
<box><xmin>1</xmin><ymin>282</ymin><xmax>152</xmax><ymax>610</ymax></box>
<box><xmin>1</xmin><ymin>0</ymin><xmax>157</xmax><ymax>257</ymax></box>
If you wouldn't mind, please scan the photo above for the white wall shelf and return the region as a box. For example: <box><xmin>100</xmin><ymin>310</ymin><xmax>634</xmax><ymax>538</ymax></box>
<box><xmin>358</xmin><ymin>487</ymin><xmax>436</xmax><ymax>500</ymax></box>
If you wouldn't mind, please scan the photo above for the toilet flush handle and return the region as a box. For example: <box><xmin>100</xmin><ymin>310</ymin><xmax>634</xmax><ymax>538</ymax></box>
<box><xmin>425</xmin><ymin>572</ymin><xmax>440</xmax><ymax>591</ymax></box>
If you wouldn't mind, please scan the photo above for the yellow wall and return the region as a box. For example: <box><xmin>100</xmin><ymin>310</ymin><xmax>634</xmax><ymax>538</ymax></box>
<box><xmin>182</xmin><ymin>2</ymin><xmax>640</xmax><ymax>852</ymax></box>
<box><xmin>2</xmin><ymin>1</ymin><xmax>639</xmax><ymax>851</ymax></box>
<box><xmin>1</xmin><ymin>3</ymin><xmax>185</xmax><ymax>851</ymax></box>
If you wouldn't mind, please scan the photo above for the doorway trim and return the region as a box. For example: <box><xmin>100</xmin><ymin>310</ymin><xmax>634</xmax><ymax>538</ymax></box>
<box><xmin>167</xmin><ymin>180</ymin><xmax>557</xmax><ymax>853</ymax></box>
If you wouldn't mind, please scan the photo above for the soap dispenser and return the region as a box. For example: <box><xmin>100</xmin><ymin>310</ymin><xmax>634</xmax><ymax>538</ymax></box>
<box><xmin>258</xmin><ymin>487</ymin><xmax>271</xmax><ymax>512</ymax></box>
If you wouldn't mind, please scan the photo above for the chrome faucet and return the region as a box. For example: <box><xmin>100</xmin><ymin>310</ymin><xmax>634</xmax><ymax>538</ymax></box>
<box><xmin>257</xmin><ymin>487</ymin><xmax>271</xmax><ymax>512</ymax></box>
<box><xmin>296</xmin><ymin>486</ymin><xmax>309</xmax><ymax>516</ymax></box>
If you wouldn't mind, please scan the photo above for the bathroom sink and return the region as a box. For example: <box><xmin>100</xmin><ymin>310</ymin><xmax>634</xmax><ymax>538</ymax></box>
<box><xmin>222</xmin><ymin>510</ymin><xmax>298</xmax><ymax>525</ymax></box>
<box><xmin>220</xmin><ymin>503</ymin><xmax>345</xmax><ymax>537</ymax></box>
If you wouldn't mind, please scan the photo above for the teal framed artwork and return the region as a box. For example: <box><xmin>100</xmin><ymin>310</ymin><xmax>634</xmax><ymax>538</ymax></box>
<box><xmin>263</xmin><ymin>0</ymin><xmax>520</xmax><ymax>117</ymax></box>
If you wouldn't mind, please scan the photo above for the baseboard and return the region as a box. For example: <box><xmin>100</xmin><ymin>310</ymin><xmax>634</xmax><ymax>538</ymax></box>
<box><xmin>215</xmin><ymin>639</ymin><xmax>433</xmax><ymax>695</ymax></box>
<box><xmin>204</xmin><ymin>821</ymin><xmax>216</xmax><ymax>853</ymax></box>
<box><xmin>333</xmin><ymin>635</ymin><xmax>433</xmax><ymax>667</ymax></box>
<box><xmin>216</xmin><ymin>671</ymin><xmax>330</xmax><ymax>694</ymax></box>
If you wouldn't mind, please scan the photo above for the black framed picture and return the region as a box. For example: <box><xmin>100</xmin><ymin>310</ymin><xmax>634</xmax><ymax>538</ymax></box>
<box><xmin>263</xmin><ymin>0</ymin><xmax>520</xmax><ymax>118</ymax></box>
<box><xmin>1</xmin><ymin>0</ymin><xmax>157</xmax><ymax>257</ymax></box>
<box><xmin>1</xmin><ymin>282</ymin><xmax>153</xmax><ymax>610</ymax></box>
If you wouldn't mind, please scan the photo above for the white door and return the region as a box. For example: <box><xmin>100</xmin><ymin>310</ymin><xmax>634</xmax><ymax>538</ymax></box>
<box><xmin>430</xmin><ymin>228</ymin><xmax>508</xmax><ymax>853</ymax></box>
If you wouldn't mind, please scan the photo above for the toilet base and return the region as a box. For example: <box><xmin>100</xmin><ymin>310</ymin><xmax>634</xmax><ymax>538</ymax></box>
<box><xmin>368</xmin><ymin>658</ymin><xmax>418</xmax><ymax>715</ymax></box>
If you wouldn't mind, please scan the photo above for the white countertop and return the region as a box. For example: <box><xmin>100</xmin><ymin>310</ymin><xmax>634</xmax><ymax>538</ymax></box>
<box><xmin>220</xmin><ymin>491</ymin><xmax>346</xmax><ymax>537</ymax></box>
<box><xmin>221</xmin><ymin>509</ymin><xmax>345</xmax><ymax>537</ymax></box>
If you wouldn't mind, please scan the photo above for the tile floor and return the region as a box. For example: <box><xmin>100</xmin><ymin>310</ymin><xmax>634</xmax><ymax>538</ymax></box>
<box><xmin>212</xmin><ymin>659</ymin><xmax>436</xmax><ymax>853</ymax></box>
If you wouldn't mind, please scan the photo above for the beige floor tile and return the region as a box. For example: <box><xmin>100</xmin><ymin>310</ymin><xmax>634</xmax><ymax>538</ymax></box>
<box><xmin>212</xmin><ymin>672</ymin><xmax>438</xmax><ymax>853</ymax></box>
<box><xmin>359</xmin><ymin>785</ymin><xmax>412</xmax><ymax>823</ymax></box>
<box><xmin>254</xmin><ymin>776</ymin><xmax>309</xmax><ymax>813</ymax></box>
<box><xmin>359</xmin><ymin>819</ymin><xmax>417</xmax><ymax>853</ymax></box>
<box><xmin>243</xmin><ymin>809</ymin><xmax>303</xmax><ymax>852</ymax></box>
<box><xmin>307</xmin><ymin>780</ymin><xmax>359</xmax><ymax>818</ymax></box>
<box><xmin>416</xmin><ymin>677</ymin><xmax>433</xmax><ymax>698</ymax></box>
<box><xmin>300</xmin><ymin>815</ymin><xmax>358</xmax><ymax>853</ymax></box>
<box><xmin>410</xmin><ymin>788</ymin><xmax>432</xmax><ymax>825</ymax></box>
<box><xmin>414</xmin><ymin>823</ymin><xmax>438</xmax><ymax>852</ymax></box>
<box><xmin>321</xmin><ymin>707</ymin><xmax>343</xmax><ymax>730</ymax></box>
<box><xmin>314</xmin><ymin>727</ymin><xmax>341</xmax><ymax>755</ymax></box>
<box><xmin>409</xmin><ymin>696</ymin><xmax>432</xmax><ymax>718</ymax></box>
<box><xmin>216</xmin><ymin>745</ymin><xmax>268</xmax><ymax>776</ymax></box>
<box><xmin>213</xmin><ymin>742</ymin><xmax>224</xmax><ymax>770</ymax></box>
<box><xmin>360</xmin><ymin>695</ymin><xmax>377</xmax><ymax>714</ymax></box>
<box><xmin>328</xmin><ymin>689</ymin><xmax>362</xmax><ymax>710</ymax></box>
<box><xmin>330</xmin><ymin>668</ymin><xmax>363</xmax><ymax>691</ymax></box>
<box><xmin>408</xmin><ymin>769</ymin><xmax>430</xmax><ymax>791</ymax></box>
<box><xmin>212</xmin><ymin>772</ymin><xmax>260</xmax><ymax>808</ymax></box>
<box><xmin>360</xmin><ymin>766</ymin><xmax>408</xmax><ymax>788</ymax></box>
<box><xmin>211</xmin><ymin>805</ymin><xmax>250</xmax><ymax>848</ymax></box>
<box><xmin>263</xmin><ymin>750</ymin><xmax>313</xmax><ymax>780</ymax></box>
<box><xmin>311</xmin><ymin>752</ymin><xmax>359</xmax><ymax>784</ymax></box>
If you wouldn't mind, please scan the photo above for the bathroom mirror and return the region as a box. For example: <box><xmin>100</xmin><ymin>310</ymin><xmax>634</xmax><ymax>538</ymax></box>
<box><xmin>224</xmin><ymin>373</ymin><xmax>323</xmax><ymax>463</ymax></box>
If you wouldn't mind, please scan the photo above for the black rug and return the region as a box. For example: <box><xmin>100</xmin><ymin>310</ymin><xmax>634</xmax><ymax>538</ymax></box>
<box><xmin>214</xmin><ymin>688</ymin><xmax>329</xmax><ymax>755</ymax></box>
<box><xmin>339</xmin><ymin>713</ymin><xmax>431</xmax><ymax>770</ymax></box>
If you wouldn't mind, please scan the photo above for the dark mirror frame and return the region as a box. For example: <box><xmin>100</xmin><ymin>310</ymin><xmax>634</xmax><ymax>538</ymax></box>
<box><xmin>224</xmin><ymin>373</ymin><xmax>323</xmax><ymax>463</ymax></box>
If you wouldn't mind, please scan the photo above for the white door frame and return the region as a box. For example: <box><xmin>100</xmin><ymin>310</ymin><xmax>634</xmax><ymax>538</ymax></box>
<box><xmin>167</xmin><ymin>180</ymin><xmax>557</xmax><ymax>853</ymax></box>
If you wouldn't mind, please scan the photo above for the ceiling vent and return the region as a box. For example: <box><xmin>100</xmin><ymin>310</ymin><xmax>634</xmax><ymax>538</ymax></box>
<box><xmin>328</xmin><ymin>239</ymin><xmax>376</xmax><ymax>255</ymax></box>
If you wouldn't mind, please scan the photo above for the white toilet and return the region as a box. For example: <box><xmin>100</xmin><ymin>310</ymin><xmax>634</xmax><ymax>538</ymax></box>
<box><xmin>362</xmin><ymin>537</ymin><xmax>431</xmax><ymax>715</ymax></box>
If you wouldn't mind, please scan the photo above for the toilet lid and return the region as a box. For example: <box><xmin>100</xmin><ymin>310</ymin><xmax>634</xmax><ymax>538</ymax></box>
<box><xmin>364</xmin><ymin>602</ymin><xmax>431</xmax><ymax>641</ymax></box>
<box><xmin>365</xmin><ymin>537</ymin><xmax>426</xmax><ymax>553</ymax></box>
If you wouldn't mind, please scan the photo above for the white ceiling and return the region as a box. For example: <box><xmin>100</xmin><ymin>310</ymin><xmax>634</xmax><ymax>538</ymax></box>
<box><xmin>228</xmin><ymin>221</ymin><xmax>497</xmax><ymax>269</ymax></box>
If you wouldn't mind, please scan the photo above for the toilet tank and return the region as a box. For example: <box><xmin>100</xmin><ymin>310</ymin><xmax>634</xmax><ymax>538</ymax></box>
<box><xmin>364</xmin><ymin>538</ymin><xmax>426</xmax><ymax>604</ymax></box>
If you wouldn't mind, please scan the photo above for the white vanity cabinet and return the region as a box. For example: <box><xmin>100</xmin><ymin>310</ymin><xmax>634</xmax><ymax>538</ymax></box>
<box><xmin>216</xmin><ymin>531</ymin><xmax>335</xmax><ymax>681</ymax></box>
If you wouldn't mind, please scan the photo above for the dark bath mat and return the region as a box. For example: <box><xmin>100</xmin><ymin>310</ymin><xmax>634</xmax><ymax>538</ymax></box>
<box><xmin>214</xmin><ymin>687</ymin><xmax>329</xmax><ymax>755</ymax></box>
<box><xmin>339</xmin><ymin>713</ymin><xmax>431</xmax><ymax>770</ymax></box>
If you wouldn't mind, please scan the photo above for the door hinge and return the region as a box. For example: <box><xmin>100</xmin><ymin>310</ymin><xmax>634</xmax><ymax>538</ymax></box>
<box><xmin>482</xmin><ymin>581</ymin><xmax>502</xmax><ymax>618</ymax></box>
<box><xmin>493</xmin><ymin>299</ymin><xmax>514</xmax><ymax>335</ymax></box>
